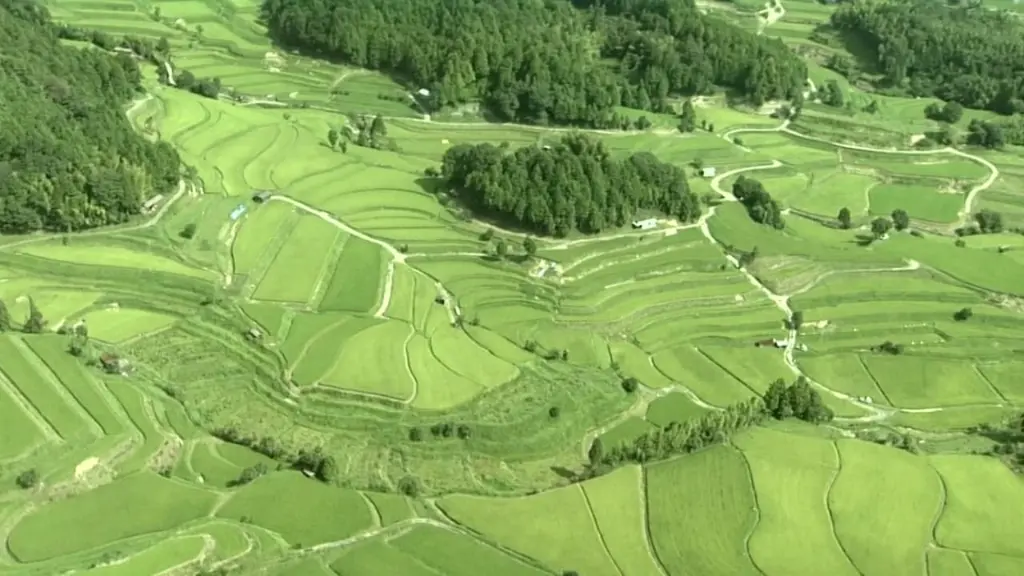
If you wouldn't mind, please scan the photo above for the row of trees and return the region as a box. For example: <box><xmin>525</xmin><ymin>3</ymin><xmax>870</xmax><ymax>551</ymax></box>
<box><xmin>732</xmin><ymin>176</ymin><xmax>784</xmax><ymax>229</ymax></box>
<box><xmin>0</xmin><ymin>1</ymin><xmax>181</xmax><ymax>234</ymax></box>
<box><xmin>259</xmin><ymin>0</ymin><xmax>806</xmax><ymax>127</ymax></box>
<box><xmin>212</xmin><ymin>428</ymin><xmax>338</xmax><ymax>483</ymax></box>
<box><xmin>0</xmin><ymin>298</ymin><xmax>46</xmax><ymax>334</ymax></box>
<box><xmin>828</xmin><ymin>0</ymin><xmax>1024</xmax><ymax>115</ymax></box>
<box><xmin>440</xmin><ymin>133</ymin><xmax>701</xmax><ymax>236</ymax></box>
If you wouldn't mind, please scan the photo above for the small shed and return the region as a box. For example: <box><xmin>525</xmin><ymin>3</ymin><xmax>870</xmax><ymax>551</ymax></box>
<box><xmin>246</xmin><ymin>328</ymin><xmax>263</xmax><ymax>341</ymax></box>
<box><xmin>417</xmin><ymin>88</ymin><xmax>430</xmax><ymax>97</ymax></box>
<box><xmin>252</xmin><ymin>191</ymin><xmax>272</xmax><ymax>203</ymax></box>
<box><xmin>229</xmin><ymin>204</ymin><xmax>247</xmax><ymax>221</ymax></box>
<box><xmin>99</xmin><ymin>353</ymin><xmax>130</xmax><ymax>374</ymax></box>
<box><xmin>632</xmin><ymin>218</ymin><xmax>658</xmax><ymax>230</ymax></box>
<box><xmin>700</xmin><ymin>167</ymin><xmax>717</xmax><ymax>178</ymax></box>
<box><xmin>142</xmin><ymin>194</ymin><xmax>164</xmax><ymax>213</ymax></box>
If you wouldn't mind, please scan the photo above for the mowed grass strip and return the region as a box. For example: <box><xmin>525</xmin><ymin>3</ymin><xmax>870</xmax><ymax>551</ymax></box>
<box><xmin>25</xmin><ymin>335</ymin><xmax>125</xmax><ymax>435</ymax></box>
<box><xmin>331</xmin><ymin>539</ymin><xmax>439</xmax><ymax>576</ymax></box>
<box><xmin>860</xmin><ymin>355</ymin><xmax>1000</xmax><ymax>408</ymax></box>
<box><xmin>80</xmin><ymin>535</ymin><xmax>206</xmax><ymax>576</ymax></box>
<box><xmin>582</xmin><ymin>465</ymin><xmax>664</xmax><ymax>576</ymax></box>
<box><xmin>191</xmin><ymin>442</ymin><xmax>244</xmax><ymax>488</ymax></box>
<box><xmin>253</xmin><ymin>216</ymin><xmax>339</xmax><ymax>304</ymax></box>
<box><xmin>233</xmin><ymin>201</ymin><xmax>295</xmax><ymax>275</ymax></box>
<box><xmin>931</xmin><ymin>455</ymin><xmax>1024</xmax><ymax>556</ymax></box>
<box><xmin>292</xmin><ymin>315</ymin><xmax>380</xmax><ymax>386</ymax></box>
<box><xmin>217</xmin><ymin>471</ymin><xmax>373</xmax><ymax>547</ymax></box>
<box><xmin>319</xmin><ymin>235</ymin><xmax>385</xmax><ymax>313</ymax></box>
<box><xmin>651</xmin><ymin>346</ymin><xmax>756</xmax><ymax>406</ymax></box>
<box><xmin>440</xmin><ymin>484</ymin><xmax>621</xmax><ymax>576</ymax></box>
<box><xmin>322</xmin><ymin>319</ymin><xmax>412</xmax><ymax>398</ymax></box>
<box><xmin>733</xmin><ymin>428</ymin><xmax>860</xmax><ymax>576</ymax></box>
<box><xmin>15</xmin><ymin>243</ymin><xmax>213</xmax><ymax>279</ymax></box>
<box><xmin>79</xmin><ymin>308</ymin><xmax>177</xmax><ymax>343</ymax></box>
<box><xmin>646</xmin><ymin>445</ymin><xmax>760</xmax><ymax>576</ymax></box>
<box><xmin>408</xmin><ymin>334</ymin><xmax>481</xmax><ymax>409</ymax></box>
<box><xmin>106</xmin><ymin>380</ymin><xmax>165</xmax><ymax>473</ymax></box>
<box><xmin>392</xmin><ymin>525</ymin><xmax>550</xmax><ymax>576</ymax></box>
<box><xmin>828</xmin><ymin>439</ymin><xmax>941</xmax><ymax>576</ymax></box>
<box><xmin>0</xmin><ymin>335</ymin><xmax>90</xmax><ymax>441</ymax></box>
<box><xmin>429</xmin><ymin>329</ymin><xmax>518</xmax><ymax>388</ymax></box>
<box><xmin>8</xmin><ymin>472</ymin><xmax>217</xmax><ymax>562</ymax></box>
<box><xmin>0</xmin><ymin>382</ymin><xmax>43</xmax><ymax>458</ymax></box>
<box><xmin>646</xmin><ymin>392</ymin><xmax>709</xmax><ymax>427</ymax></box>
<box><xmin>869</xmin><ymin>183</ymin><xmax>963</xmax><ymax>223</ymax></box>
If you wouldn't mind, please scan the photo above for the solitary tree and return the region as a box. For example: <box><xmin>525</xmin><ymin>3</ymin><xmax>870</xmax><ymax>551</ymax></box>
<box><xmin>837</xmin><ymin>207</ymin><xmax>852</xmax><ymax>229</ymax></box>
<box><xmin>316</xmin><ymin>455</ymin><xmax>339</xmax><ymax>483</ymax></box>
<box><xmin>622</xmin><ymin>377</ymin><xmax>639</xmax><ymax>393</ymax></box>
<box><xmin>790</xmin><ymin>310</ymin><xmax>804</xmax><ymax>331</ymax></box>
<box><xmin>678</xmin><ymin>99</ymin><xmax>697</xmax><ymax>133</ymax></box>
<box><xmin>23</xmin><ymin>298</ymin><xmax>45</xmax><ymax>334</ymax></box>
<box><xmin>588</xmin><ymin>438</ymin><xmax>605</xmax><ymax>468</ymax></box>
<box><xmin>180</xmin><ymin>223</ymin><xmax>197</xmax><ymax>239</ymax></box>
<box><xmin>871</xmin><ymin>217</ymin><xmax>893</xmax><ymax>239</ymax></box>
<box><xmin>523</xmin><ymin>236</ymin><xmax>537</xmax><ymax>258</ymax></box>
<box><xmin>15</xmin><ymin>469</ymin><xmax>39</xmax><ymax>489</ymax></box>
<box><xmin>370</xmin><ymin>115</ymin><xmax>387</xmax><ymax>138</ymax></box>
<box><xmin>156</xmin><ymin>36</ymin><xmax>170</xmax><ymax>53</ymax></box>
<box><xmin>327</xmin><ymin>129</ymin><xmax>339</xmax><ymax>149</ymax></box>
<box><xmin>953</xmin><ymin>307</ymin><xmax>973</xmax><ymax>322</ymax></box>
<box><xmin>891</xmin><ymin>209</ymin><xmax>910</xmax><ymax>231</ymax></box>
<box><xmin>0</xmin><ymin>299</ymin><xmax>10</xmax><ymax>332</ymax></box>
<box><xmin>495</xmin><ymin>239</ymin><xmax>508</xmax><ymax>259</ymax></box>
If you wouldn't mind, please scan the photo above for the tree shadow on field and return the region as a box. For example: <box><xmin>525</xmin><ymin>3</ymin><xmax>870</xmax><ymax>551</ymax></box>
<box><xmin>852</xmin><ymin>233</ymin><xmax>877</xmax><ymax>247</ymax></box>
<box><xmin>550</xmin><ymin>466</ymin><xmax>580</xmax><ymax>482</ymax></box>
<box><xmin>415</xmin><ymin>177</ymin><xmax>443</xmax><ymax>195</ymax></box>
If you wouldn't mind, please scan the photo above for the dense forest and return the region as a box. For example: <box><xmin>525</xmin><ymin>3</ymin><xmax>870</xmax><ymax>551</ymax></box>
<box><xmin>829</xmin><ymin>0</ymin><xmax>1024</xmax><ymax>114</ymax></box>
<box><xmin>259</xmin><ymin>0</ymin><xmax>806</xmax><ymax>127</ymax></box>
<box><xmin>0</xmin><ymin>0</ymin><xmax>180</xmax><ymax>234</ymax></box>
<box><xmin>440</xmin><ymin>133</ymin><xmax>700</xmax><ymax>236</ymax></box>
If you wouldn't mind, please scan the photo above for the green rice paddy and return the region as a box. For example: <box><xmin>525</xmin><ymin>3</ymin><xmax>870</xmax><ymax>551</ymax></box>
<box><xmin>1</xmin><ymin>0</ymin><xmax>1022</xmax><ymax>574</ymax></box>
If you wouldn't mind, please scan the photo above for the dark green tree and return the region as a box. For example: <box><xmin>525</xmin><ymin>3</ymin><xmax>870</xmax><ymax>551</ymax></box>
<box><xmin>315</xmin><ymin>455</ymin><xmax>339</xmax><ymax>483</ymax></box>
<box><xmin>0</xmin><ymin>299</ymin><xmax>10</xmax><ymax>332</ymax></box>
<box><xmin>891</xmin><ymin>209</ymin><xmax>910</xmax><ymax>231</ymax></box>
<box><xmin>588</xmin><ymin>438</ymin><xmax>605</xmax><ymax>468</ymax></box>
<box><xmin>15</xmin><ymin>469</ymin><xmax>39</xmax><ymax>489</ymax></box>
<box><xmin>837</xmin><ymin>207</ymin><xmax>852</xmax><ymax>229</ymax></box>
<box><xmin>871</xmin><ymin>217</ymin><xmax>893</xmax><ymax>238</ymax></box>
<box><xmin>23</xmin><ymin>298</ymin><xmax>45</xmax><ymax>334</ymax></box>
<box><xmin>523</xmin><ymin>237</ymin><xmax>537</xmax><ymax>258</ymax></box>
<box><xmin>495</xmin><ymin>239</ymin><xmax>508</xmax><ymax>259</ymax></box>
<box><xmin>180</xmin><ymin>223</ymin><xmax>197</xmax><ymax>239</ymax></box>
<box><xmin>790</xmin><ymin>310</ymin><xmax>804</xmax><ymax>331</ymax></box>
<box><xmin>975</xmin><ymin>209</ymin><xmax>1004</xmax><ymax>233</ymax></box>
<box><xmin>678</xmin><ymin>99</ymin><xmax>697</xmax><ymax>133</ymax></box>
<box><xmin>370</xmin><ymin>115</ymin><xmax>387</xmax><ymax>139</ymax></box>
<box><xmin>327</xmin><ymin>129</ymin><xmax>339</xmax><ymax>149</ymax></box>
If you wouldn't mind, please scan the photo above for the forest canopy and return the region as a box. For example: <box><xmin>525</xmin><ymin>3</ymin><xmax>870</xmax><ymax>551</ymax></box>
<box><xmin>0</xmin><ymin>0</ymin><xmax>180</xmax><ymax>234</ymax></box>
<box><xmin>259</xmin><ymin>0</ymin><xmax>806</xmax><ymax>127</ymax></box>
<box><xmin>829</xmin><ymin>0</ymin><xmax>1024</xmax><ymax>114</ymax></box>
<box><xmin>439</xmin><ymin>133</ymin><xmax>701</xmax><ymax>236</ymax></box>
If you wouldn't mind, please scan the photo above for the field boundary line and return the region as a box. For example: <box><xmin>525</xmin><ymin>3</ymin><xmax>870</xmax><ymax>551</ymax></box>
<box><xmin>577</xmin><ymin>483</ymin><xmax>627</xmax><ymax>576</ymax></box>
<box><xmin>8</xmin><ymin>336</ymin><xmax>101</xmax><ymax>439</ymax></box>
<box><xmin>645</xmin><ymin>355</ymin><xmax>725</xmax><ymax>411</ymax></box>
<box><xmin>284</xmin><ymin>317</ymin><xmax>348</xmax><ymax>380</ymax></box>
<box><xmin>400</xmin><ymin>324</ymin><xmax>420</xmax><ymax>404</ymax></box>
<box><xmin>639</xmin><ymin>465</ymin><xmax>671</xmax><ymax>576</ymax></box>
<box><xmin>826</xmin><ymin>441</ymin><xmax>866</xmax><ymax>576</ymax></box>
<box><xmin>306</xmin><ymin>226</ymin><xmax>347</xmax><ymax>309</ymax></box>
<box><xmin>971</xmin><ymin>365</ymin><xmax>1010</xmax><ymax>404</ymax></box>
<box><xmin>926</xmin><ymin>462</ymin><xmax>950</xmax><ymax>550</ymax></box>
<box><xmin>357</xmin><ymin>491</ymin><xmax>384</xmax><ymax>528</ymax></box>
<box><xmin>731</xmin><ymin>444</ymin><xmax>769</xmax><ymax>576</ymax></box>
<box><xmin>694</xmin><ymin>347</ymin><xmax>763</xmax><ymax>397</ymax></box>
<box><xmin>854</xmin><ymin>354</ymin><xmax>896</xmax><ymax>407</ymax></box>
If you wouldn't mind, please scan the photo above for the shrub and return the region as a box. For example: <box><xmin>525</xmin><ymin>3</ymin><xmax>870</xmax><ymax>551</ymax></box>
<box><xmin>549</xmin><ymin>406</ymin><xmax>561</xmax><ymax>418</ymax></box>
<box><xmin>622</xmin><ymin>377</ymin><xmax>639</xmax><ymax>393</ymax></box>
<box><xmin>16</xmin><ymin>469</ymin><xmax>39</xmax><ymax>489</ymax></box>
<box><xmin>179</xmin><ymin>223</ymin><xmax>197</xmax><ymax>239</ymax></box>
<box><xmin>953</xmin><ymin>307</ymin><xmax>973</xmax><ymax>322</ymax></box>
<box><xmin>398</xmin><ymin>475</ymin><xmax>422</xmax><ymax>497</ymax></box>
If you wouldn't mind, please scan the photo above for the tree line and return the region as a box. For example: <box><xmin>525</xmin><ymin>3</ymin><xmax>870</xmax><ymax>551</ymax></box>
<box><xmin>212</xmin><ymin>427</ymin><xmax>339</xmax><ymax>483</ymax></box>
<box><xmin>439</xmin><ymin>133</ymin><xmax>701</xmax><ymax>236</ymax></box>
<box><xmin>583</xmin><ymin>376</ymin><xmax>833</xmax><ymax>478</ymax></box>
<box><xmin>258</xmin><ymin>0</ymin><xmax>806</xmax><ymax>128</ymax></box>
<box><xmin>0</xmin><ymin>0</ymin><xmax>181</xmax><ymax>234</ymax></box>
<box><xmin>828</xmin><ymin>0</ymin><xmax>1024</xmax><ymax>115</ymax></box>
